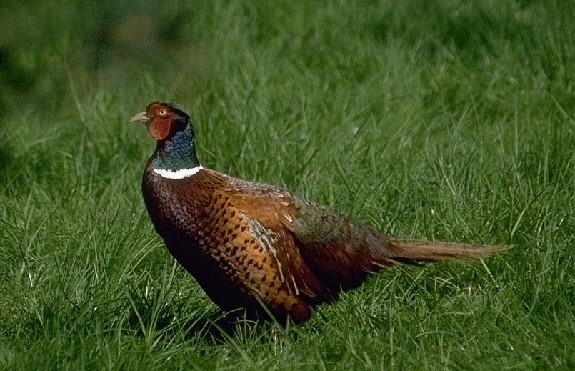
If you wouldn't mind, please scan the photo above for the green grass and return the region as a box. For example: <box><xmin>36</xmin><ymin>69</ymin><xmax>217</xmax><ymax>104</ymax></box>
<box><xmin>1</xmin><ymin>0</ymin><xmax>574</xmax><ymax>369</ymax></box>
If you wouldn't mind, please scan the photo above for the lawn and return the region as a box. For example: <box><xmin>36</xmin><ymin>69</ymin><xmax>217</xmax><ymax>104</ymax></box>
<box><xmin>1</xmin><ymin>0</ymin><xmax>574</xmax><ymax>369</ymax></box>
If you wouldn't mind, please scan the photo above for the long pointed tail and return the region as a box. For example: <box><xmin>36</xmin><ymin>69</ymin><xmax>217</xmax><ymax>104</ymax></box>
<box><xmin>386</xmin><ymin>238</ymin><xmax>506</xmax><ymax>263</ymax></box>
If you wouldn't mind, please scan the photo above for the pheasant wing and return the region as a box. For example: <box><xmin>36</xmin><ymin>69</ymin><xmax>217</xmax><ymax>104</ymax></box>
<box><xmin>221</xmin><ymin>176</ymin><xmax>333</xmax><ymax>303</ymax></box>
<box><xmin>221</xmin><ymin>175</ymin><xmax>395</xmax><ymax>294</ymax></box>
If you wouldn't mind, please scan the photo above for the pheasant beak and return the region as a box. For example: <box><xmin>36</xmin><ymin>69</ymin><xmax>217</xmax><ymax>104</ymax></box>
<box><xmin>130</xmin><ymin>111</ymin><xmax>150</xmax><ymax>123</ymax></box>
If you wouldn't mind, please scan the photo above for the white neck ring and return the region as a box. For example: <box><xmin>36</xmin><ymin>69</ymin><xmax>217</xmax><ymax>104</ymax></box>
<box><xmin>153</xmin><ymin>166</ymin><xmax>203</xmax><ymax>179</ymax></box>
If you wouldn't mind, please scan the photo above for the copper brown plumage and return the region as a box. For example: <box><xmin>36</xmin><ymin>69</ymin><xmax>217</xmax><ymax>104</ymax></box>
<box><xmin>131</xmin><ymin>101</ymin><xmax>503</xmax><ymax>324</ymax></box>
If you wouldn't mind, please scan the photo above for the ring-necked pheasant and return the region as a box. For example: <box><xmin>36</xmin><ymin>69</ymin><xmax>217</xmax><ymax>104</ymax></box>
<box><xmin>131</xmin><ymin>101</ymin><xmax>501</xmax><ymax>324</ymax></box>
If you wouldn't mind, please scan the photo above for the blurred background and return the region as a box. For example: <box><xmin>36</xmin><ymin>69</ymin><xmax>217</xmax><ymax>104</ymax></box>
<box><xmin>2</xmin><ymin>0</ymin><xmax>574</xmax><ymax>119</ymax></box>
<box><xmin>1</xmin><ymin>0</ymin><xmax>573</xmax><ymax>184</ymax></box>
<box><xmin>0</xmin><ymin>0</ymin><xmax>204</xmax><ymax>110</ymax></box>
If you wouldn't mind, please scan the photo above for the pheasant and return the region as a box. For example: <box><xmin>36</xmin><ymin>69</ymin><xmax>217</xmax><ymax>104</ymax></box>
<box><xmin>131</xmin><ymin>101</ymin><xmax>501</xmax><ymax>324</ymax></box>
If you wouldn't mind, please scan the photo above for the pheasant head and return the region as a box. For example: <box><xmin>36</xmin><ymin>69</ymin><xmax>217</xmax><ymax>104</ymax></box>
<box><xmin>131</xmin><ymin>102</ymin><xmax>200</xmax><ymax>174</ymax></box>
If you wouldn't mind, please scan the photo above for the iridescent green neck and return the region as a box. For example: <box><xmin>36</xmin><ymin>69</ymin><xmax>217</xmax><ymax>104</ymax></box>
<box><xmin>151</xmin><ymin>124</ymin><xmax>199</xmax><ymax>171</ymax></box>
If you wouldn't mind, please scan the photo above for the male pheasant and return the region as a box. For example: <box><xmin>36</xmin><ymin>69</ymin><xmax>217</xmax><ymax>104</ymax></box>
<box><xmin>131</xmin><ymin>101</ymin><xmax>501</xmax><ymax>324</ymax></box>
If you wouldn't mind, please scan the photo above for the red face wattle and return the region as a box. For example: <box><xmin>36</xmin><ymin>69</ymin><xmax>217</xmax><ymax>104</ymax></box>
<box><xmin>146</xmin><ymin>103</ymin><xmax>175</xmax><ymax>141</ymax></box>
<box><xmin>130</xmin><ymin>103</ymin><xmax>176</xmax><ymax>141</ymax></box>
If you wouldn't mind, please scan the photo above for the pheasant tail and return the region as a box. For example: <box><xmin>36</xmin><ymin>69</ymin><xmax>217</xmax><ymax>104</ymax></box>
<box><xmin>384</xmin><ymin>238</ymin><xmax>505</xmax><ymax>263</ymax></box>
<box><xmin>289</xmin><ymin>201</ymin><xmax>504</xmax><ymax>293</ymax></box>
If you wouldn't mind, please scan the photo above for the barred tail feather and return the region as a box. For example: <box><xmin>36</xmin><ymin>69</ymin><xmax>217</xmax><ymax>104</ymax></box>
<box><xmin>386</xmin><ymin>238</ymin><xmax>506</xmax><ymax>263</ymax></box>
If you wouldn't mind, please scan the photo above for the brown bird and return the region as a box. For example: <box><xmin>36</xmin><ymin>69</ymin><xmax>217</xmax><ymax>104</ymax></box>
<box><xmin>131</xmin><ymin>101</ymin><xmax>501</xmax><ymax>324</ymax></box>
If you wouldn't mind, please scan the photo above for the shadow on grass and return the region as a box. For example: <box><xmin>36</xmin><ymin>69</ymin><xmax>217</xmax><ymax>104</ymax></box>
<box><xmin>123</xmin><ymin>295</ymin><xmax>287</xmax><ymax>346</ymax></box>
<box><xmin>183</xmin><ymin>310</ymin><xmax>264</xmax><ymax>343</ymax></box>
<box><xmin>179</xmin><ymin>307</ymin><xmax>297</xmax><ymax>345</ymax></box>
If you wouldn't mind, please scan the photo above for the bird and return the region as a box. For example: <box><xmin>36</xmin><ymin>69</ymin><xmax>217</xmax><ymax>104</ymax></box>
<box><xmin>131</xmin><ymin>101</ymin><xmax>502</xmax><ymax>324</ymax></box>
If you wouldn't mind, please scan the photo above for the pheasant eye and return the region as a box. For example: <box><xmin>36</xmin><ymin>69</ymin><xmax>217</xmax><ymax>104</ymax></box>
<box><xmin>158</xmin><ymin>108</ymin><xmax>168</xmax><ymax>117</ymax></box>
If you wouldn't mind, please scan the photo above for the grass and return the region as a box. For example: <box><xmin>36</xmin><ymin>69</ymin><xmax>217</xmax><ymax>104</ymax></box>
<box><xmin>1</xmin><ymin>0</ymin><xmax>574</xmax><ymax>369</ymax></box>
